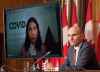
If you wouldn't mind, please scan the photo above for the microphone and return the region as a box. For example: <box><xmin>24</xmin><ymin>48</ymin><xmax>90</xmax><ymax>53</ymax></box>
<box><xmin>31</xmin><ymin>51</ymin><xmax>51</xmax><ymax>71</ymax></box>
<box><xmin>33</xmin><ymin>51</ymin><xmax>51</xmax><ymax>64</ymax></box>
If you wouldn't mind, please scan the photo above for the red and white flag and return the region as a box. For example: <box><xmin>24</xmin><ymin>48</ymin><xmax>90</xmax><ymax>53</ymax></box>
<box><xmin>44</xmin><ymin>0</ymin><xmax>70</xmax><ymax>68</ymax></box>
<box><xmin>60</xmin><ymin>0</ymin><xmax>69</xmax><ymax>65</ymax></box>
<box><xmin>60</xmin><ymin>0</ymin><xmax>78</xmax><ymax>65</ymax></box>
<box><xmin>96</xmin><ymin>27</ymin><xmax>100</xmax><ymax>62</ymax></box>
<box><xmin>84</xmin><ymin>0</ymin><xmax>94</xmax><ymax>44</ymax></box>
<box><xmin>62</xmin><ymin>0</ymin><xmax>69</xmax><ymax>58</ymax></box>
<box><xmin>96</xmin><ymin>13</ymin><xmax>100</xmax><ymax>61</ymax></box>
<box><xmin>84</xmin><ymin>0</ymin><xmax>100</xmax><ymax>62</ymax></box>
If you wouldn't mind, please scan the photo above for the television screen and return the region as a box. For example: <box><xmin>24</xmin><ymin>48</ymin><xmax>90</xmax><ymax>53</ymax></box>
<box><xmin>4</xmin><ymin>3</ymin><xmax>62</xmax><ymax>58</ymax></box>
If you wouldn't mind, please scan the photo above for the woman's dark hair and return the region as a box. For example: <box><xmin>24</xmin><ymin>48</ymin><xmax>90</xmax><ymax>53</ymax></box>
<box><xmin>24</xmin><ymin>17</ymin><xmax>42</xmax><ymax>52</ymax></box>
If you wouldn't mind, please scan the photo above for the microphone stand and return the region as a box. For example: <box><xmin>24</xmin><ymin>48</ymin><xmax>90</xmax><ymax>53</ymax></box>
<box><xmin>31</xmin><ymin>51</ymin><xmax>51</xmax><ymax>71</ymax></box>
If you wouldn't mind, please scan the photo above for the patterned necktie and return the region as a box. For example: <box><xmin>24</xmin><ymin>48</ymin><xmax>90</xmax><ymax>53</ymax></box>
<box><xmin>72</xmin><ymin>49</ymin><xmax>76</xmax><ymax>65</ymax></box>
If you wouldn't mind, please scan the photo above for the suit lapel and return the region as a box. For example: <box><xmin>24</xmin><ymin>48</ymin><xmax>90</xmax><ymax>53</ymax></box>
<box><xmin>76</xmin><ymin>42</ymin><xmax>84</xmax><ymax>65</ymax></box>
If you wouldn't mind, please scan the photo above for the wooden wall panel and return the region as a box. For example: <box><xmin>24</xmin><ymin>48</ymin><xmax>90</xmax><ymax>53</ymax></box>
<box><xmin>0</xmin><ymin>9</ymin><xmax>4</xmax><ymax>33</ymax></box>
<box><xmin>95</xmin><ymin>0</ymin><xmax>100</xmax><ymax>22</ymax></box>
<box><xmin>6</xmin><ymin>58</ymin><xmax>35</xmax><ymax>72</ymax></box>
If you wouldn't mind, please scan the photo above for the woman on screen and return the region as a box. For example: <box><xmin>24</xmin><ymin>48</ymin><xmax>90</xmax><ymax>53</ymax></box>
<box><xmin>20</xmin><ymin>17</ymin><xmax>45</xmax><ymax>58</ymax></box>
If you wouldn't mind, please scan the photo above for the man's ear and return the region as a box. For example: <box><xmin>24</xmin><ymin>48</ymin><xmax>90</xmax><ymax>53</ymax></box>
<box><xmin>80</xmin><ymin>33</ymin><xmax>85</xmax><ymax>40</ymax></box>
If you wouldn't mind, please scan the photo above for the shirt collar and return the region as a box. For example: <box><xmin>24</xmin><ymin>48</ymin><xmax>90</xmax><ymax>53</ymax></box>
<box><xmin>74</xmin><ymin>43</ymin><xmax>81</xmax><ymax>50</ymax></box>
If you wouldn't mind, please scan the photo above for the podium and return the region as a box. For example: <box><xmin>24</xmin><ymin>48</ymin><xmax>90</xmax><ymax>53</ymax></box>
<box><xmin>2</xmin><ymin>58</ymin><xmax>60</xmax><ymax>72</ymax></box>
<box><xmin>4</xmin><ymin>58</ymin><xmax>39</xmax><ymax>72</ymax></box>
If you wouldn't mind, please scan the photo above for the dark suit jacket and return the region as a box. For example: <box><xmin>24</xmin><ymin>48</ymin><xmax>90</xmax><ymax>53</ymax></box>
<box><xmin>60</xmin><ymin>40</ymin><xmax>99</xmax><ymax>70</ymax></box>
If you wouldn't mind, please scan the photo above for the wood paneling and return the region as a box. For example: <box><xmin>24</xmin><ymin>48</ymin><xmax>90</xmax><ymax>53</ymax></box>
<box><xmin>6</xmin><ymin>58</ymin><xmax>35</xmax><ymax>72</ymax></box>
<box><xmin>95</xmin><ymin>0</ymin><xmax>100</xmax><ymax>22</ymax></box>
<box><xmin>0</xmin><ymin>9</ymin><xmax>4</xmax><ymax>33</ymax></box>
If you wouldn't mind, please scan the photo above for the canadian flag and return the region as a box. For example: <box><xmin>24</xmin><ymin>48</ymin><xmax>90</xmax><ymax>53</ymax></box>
<box><xmin>84</xmin><ymin>0</ymin><xmax>94</xmax><ymax>44</ymax></box>
<box><xmin>84</xmin><ymin>0</ymin><xmax>100</xmax><ymax>62</ymax></box>
<box><xmin>96</xmin><ymin>14</ymin><xmax>100</xmax><ymax>61</ymax></box>
<box><xmin>62</xmin><ymin>0</ymin><xmax>68</xmax><ymax>59</ymax></box>
<box><xmin>59</xmin><ymin>0</ymin><xmax>78</xmax><ymax>65</ymax></box>
<box><xmin>44</xmin><ymin>0</ymin><xmax>69</xmax><ymax>67</ymax></box>
<box><xmin>96</xmin><ymin>22</ymin><xmax>100</xmax><ymax>62</ymax></box>
<box><xmin>84</xmin><ymin>0</ymin><xmax>100</xmax><ymax>61</ymax></box>
<box><xmin>42</xmin><ymin>0</ymin><xmax>78</xmax><ymax>68</ymax></box>
<box><xmin>60</xmin><ymin>0</ymin><xmax>69</xmax><ymax>65</ymax></box>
